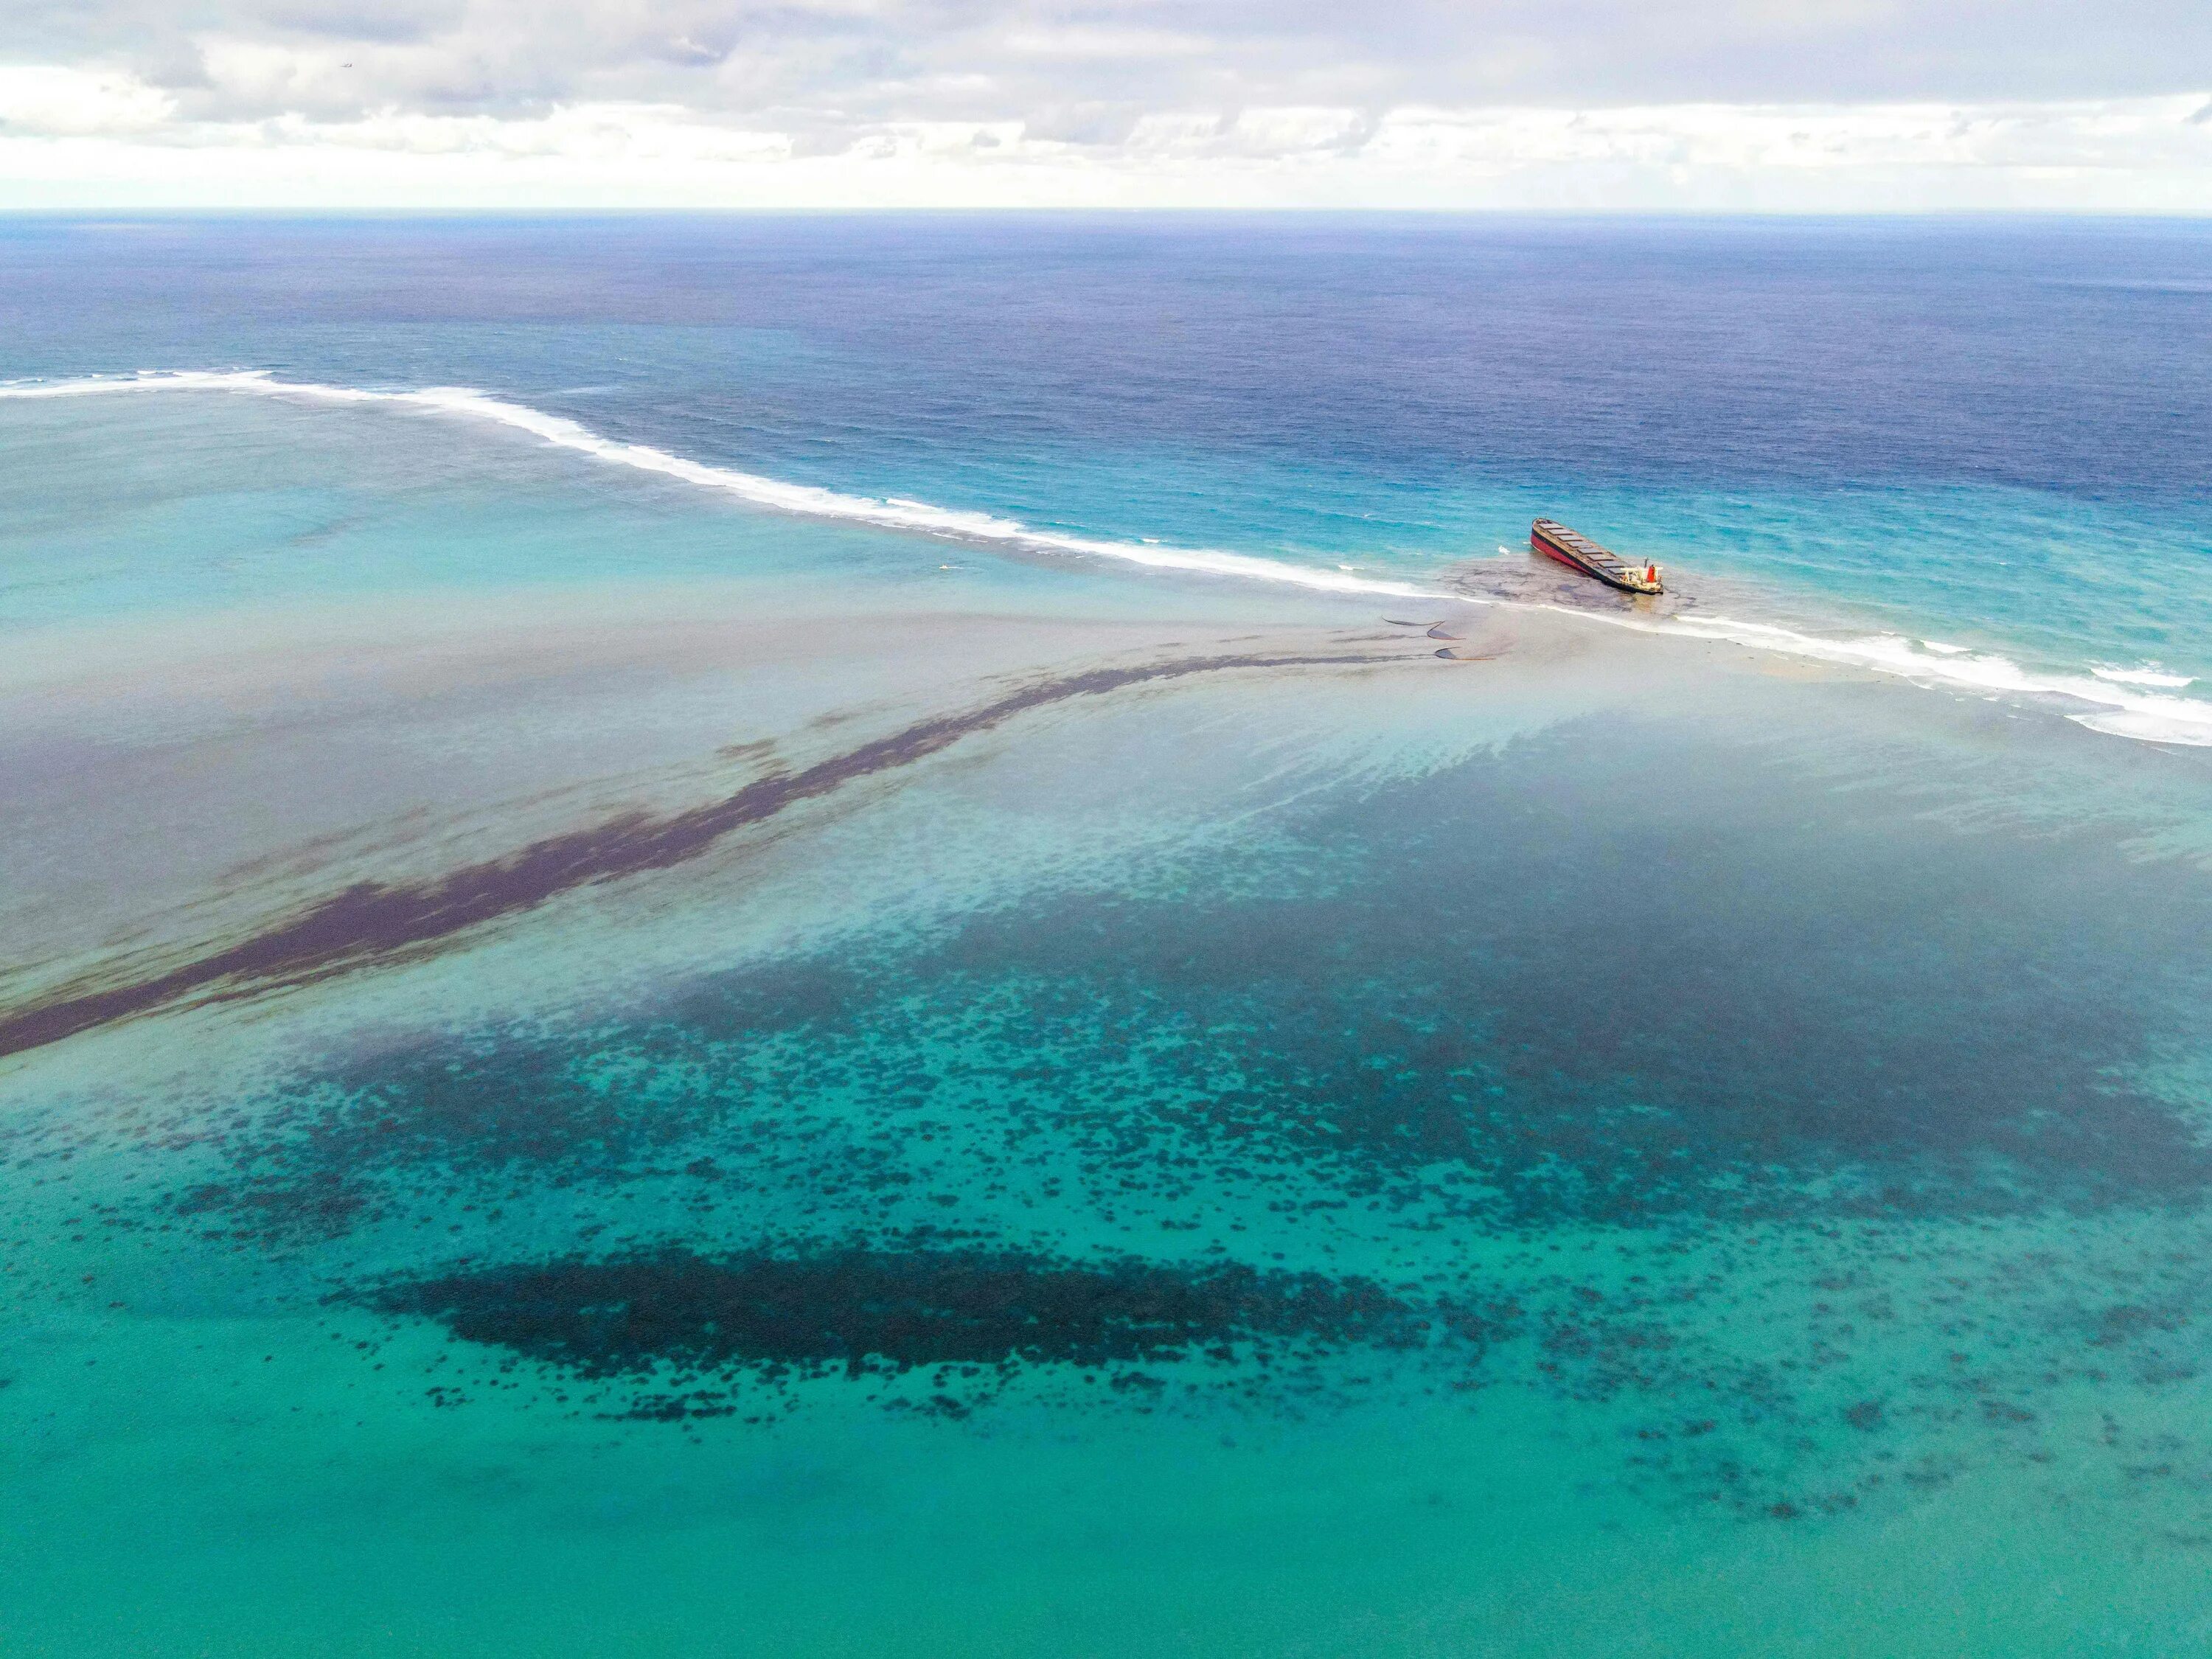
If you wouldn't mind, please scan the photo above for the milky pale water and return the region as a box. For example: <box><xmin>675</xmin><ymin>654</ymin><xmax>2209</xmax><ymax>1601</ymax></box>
<box><xmin>4</xmin><ymin>216</ymin><xmax>2212</xmax><ymax>1656</ymax></box>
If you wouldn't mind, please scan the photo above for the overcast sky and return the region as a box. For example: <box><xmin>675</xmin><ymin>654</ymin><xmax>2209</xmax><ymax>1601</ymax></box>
<box><xmin>2</xmin><ymin>0</ymin><xmax>2209</xmax><ymax>208</ymax></box>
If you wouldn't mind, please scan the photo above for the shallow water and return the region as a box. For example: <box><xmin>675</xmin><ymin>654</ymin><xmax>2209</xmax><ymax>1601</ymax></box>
<box><xmin>4</xmin><ymin>218</ymin><xmax>2212</xmax><ymax>1656</ymax></box>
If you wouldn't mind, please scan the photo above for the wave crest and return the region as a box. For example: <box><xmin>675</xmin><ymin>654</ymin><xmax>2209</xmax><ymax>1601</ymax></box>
<box><xmin>8</xmin><ymin>369</ymin><xmax>2211</xmax><ymax>748</ymax></box>
<box><xmin>0</xmin><ymin>369</ymin><xmax>1436</xmax><ymax>602</ymax></box>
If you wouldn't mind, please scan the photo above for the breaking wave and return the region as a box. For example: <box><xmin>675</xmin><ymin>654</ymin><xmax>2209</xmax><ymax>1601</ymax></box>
<box><xmin>8</xmin><ymin>369</ymin><xmax>2211</xmax><ymax>748</ymax></box>
<box><xmin>0</xmin><ymin>369</ymin><xmax>1434</xmax><ymax>602</ymax></box>
<box><xmin>1643</xmin><ymin>615</ymin><xmax>2212</xmax><ymax>748</ymax></box>
<box><xmin>2092</xmin><ymin>664</ymin><xmax>2194</xmax><ymax>689</ymax></box>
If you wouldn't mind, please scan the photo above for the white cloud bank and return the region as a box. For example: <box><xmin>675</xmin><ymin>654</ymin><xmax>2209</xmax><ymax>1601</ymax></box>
<box><xmin>2</xmin><ymin>0</ymin><xmax>2211</xmax><ymax>210</ymax></box>
<box><xmin>4</xmin><ymin>83</ymin><xmax>2210</xmax><ymax>210</ymax></box>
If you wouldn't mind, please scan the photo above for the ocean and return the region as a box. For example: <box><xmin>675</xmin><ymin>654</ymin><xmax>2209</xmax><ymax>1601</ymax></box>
<box><xmin>3</xmin><ymin>214</ymin><xmax>2211</xmax><ymax>1655</ymax></box>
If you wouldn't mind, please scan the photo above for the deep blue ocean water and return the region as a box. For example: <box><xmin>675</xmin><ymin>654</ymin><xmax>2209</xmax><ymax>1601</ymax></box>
<box><xmin>4</xmin><ymin>216</ymin><xmax>2212</xmax><ymax>1656</ymax></box>
<box><xmin>6</xmin><ymin>215</ymin><xmax>2211</xmax><ymax>733</ymax></box>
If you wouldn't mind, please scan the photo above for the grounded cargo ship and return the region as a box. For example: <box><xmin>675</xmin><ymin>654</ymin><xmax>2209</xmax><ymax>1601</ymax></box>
<box><xmin>1531</xmin><ymin>519</ymin><xmax>1663</xmax><ymax>595</ymax></box>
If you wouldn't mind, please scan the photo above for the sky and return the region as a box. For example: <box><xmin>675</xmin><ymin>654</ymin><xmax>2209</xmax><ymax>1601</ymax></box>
<box><xmin>1</xmin><ymin>1</ymin><xmax>2209</xmax><ymax>210</ymax></box>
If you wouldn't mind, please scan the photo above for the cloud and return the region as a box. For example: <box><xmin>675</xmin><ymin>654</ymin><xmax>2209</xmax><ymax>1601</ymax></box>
<box><xmin>15</xmin><ymin>0</ymin><xmax>2212</xmax><ymax>120</ymax></box>
<box><xmin>1</xmin><ymin>0</ymin><xmax>2210</xmax><ymax>206</ymax></box>
<box><xmin>3</xmin><ymin>85</ymin><xmax>2209</xmax><ymax>211</ymax></box>
<box><xmin>0</xmin><ymin>64</ymin><xmax>175</xmax><ymax>133</ymax></box>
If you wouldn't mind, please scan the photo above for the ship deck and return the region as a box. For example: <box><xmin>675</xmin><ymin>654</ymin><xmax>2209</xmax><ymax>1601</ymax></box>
<box><xmin>1531</xmin><ymin>520</ymin><xmax>1660</xmax><ymax>594</ymax></box>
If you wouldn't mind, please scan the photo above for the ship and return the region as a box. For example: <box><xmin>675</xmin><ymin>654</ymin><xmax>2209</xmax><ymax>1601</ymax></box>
<box><xmin>1531</xmin><ymin>519</ymin><xmax>1663</xmax><ymax>595</ymax></box>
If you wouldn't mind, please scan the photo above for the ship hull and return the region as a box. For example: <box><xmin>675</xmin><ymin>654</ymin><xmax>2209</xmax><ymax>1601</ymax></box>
<box><xmin>1530</xmin><ymin>521</ymin><xmax>1661</xmax><ymax>595</ymax></box>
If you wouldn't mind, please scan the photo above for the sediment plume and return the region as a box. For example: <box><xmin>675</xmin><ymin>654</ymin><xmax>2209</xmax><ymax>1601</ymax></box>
<box><xmin>0</xmin><ymin>647</ymin><xmax>1395</xmax><ymax>1061</ymax></box>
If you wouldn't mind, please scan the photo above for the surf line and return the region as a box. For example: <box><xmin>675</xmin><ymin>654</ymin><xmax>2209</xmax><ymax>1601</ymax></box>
<box><xmin>1604</xmin><ymin>611</ymin><xmax>2212</xmax><ymax>748</ymax></box>
<box><xmin>1485</xmin><ymin>554</ymin><xmax>2212</xmax><ymax>747</ymax></box>
<box><xmin>12</xmin><ymin>372</ymin><xmax>2211</xmax><ymax>746</ymax></box>
<box><xmin>0</xmin><ymin>647</ymin><xmax>1397</xmax><ymax>1064</ymax></box>
<box><xmin>0</xmin><ymin>370</ymin><xmax>1447</xmax><ymax>605</ymax></box>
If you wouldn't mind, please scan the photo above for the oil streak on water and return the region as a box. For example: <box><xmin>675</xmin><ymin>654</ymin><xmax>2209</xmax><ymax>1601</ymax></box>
<box><xmin>4</xmin><ymin>216</ymin><xmax>2212</xmax><ymax>1658</ymax></box>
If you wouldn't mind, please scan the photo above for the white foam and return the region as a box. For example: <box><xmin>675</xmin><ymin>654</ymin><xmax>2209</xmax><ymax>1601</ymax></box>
<box><xmin>10</xmin><ymin>369</ymin><xmax>2212</xmax><ymax>748</ymax></box>
<box><xmin>2070</xmin><ymin>709</ymin><xmax>2212</xmax><ymax>745</ymax></box>
<box><xmin>0</xmin><ymin>370</ymin><xmax>1438</xmax><ymax>603</ymax></box>
<box><xmin>1618</xmin><ymin>612</ymin><xmax>2212</xmax><ymax>746</ymax></box>
<box><xmin>2092</xmin><ymin>664</ymin><xmax>2194</xmax><ymax>689</ymax></box>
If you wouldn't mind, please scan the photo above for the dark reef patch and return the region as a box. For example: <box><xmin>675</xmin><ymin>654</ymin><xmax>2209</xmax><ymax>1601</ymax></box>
<box><xmin>350</xmin><ymin>1243</ymin><xmax>1461</xmax><ymax>1394</ymax></box>
<box><xmin>0</xmin><ymin>646</ymin><xmax>1393</xmax><ymax>1063</ymax></box>
<box><xmin>137</xmin><ymin>712</ymin><xmax>2212</xmax><ymax>1257</ymax></box>
<box><xmin>23</xmin><ymin>681</ymin><xmax>2212</xmax><ymax>1523</ymax></box>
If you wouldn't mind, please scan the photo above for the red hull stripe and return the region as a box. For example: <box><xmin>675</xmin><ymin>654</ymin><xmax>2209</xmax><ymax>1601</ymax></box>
<box><xmin>1531</xmin><ymin>526</ymin><xmax>1656</xmax><ymax>592</ymax></box>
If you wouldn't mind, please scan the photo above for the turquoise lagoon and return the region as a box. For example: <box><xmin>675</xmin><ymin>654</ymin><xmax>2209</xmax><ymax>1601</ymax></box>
<box><xmin>4</xmin><ymin>218</ymin><xmax>2212</xmax><ymax>1656</ymax></box>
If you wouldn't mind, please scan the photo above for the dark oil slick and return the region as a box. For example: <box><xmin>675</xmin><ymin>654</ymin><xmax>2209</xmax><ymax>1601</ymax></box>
<box><xmin>13</xmin><ymin>216</ymin><xmax>2212</xmax><ymax>1658</ymax></box>
<box><xmin>2</xmin><ymin>707</ymin><xmax>2193</xmax><ymax>1540</ymax></box>
<box><xmin>127</xmin><ymin>720</ymin><xmax>2212</xmax><ymax>1260</ymax></box>
<box><xmin>0</xmin><ymin>647</ymin><xmax>1393</xmax><ymax>1063</ymax></box>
